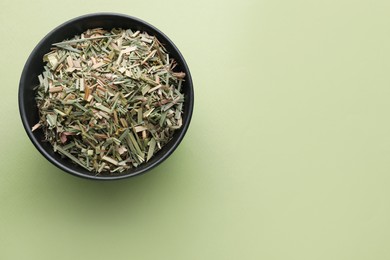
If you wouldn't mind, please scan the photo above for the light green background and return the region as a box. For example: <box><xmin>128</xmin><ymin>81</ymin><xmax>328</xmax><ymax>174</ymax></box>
<box><xmin>1</xmin><ymin>0</ymin><xmax>390</xmax><ymax>259</ymax></box>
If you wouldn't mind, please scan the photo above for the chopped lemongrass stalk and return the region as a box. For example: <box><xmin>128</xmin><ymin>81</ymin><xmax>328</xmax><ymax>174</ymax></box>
<box><xmin>33</xmin><ymin>28</ymin><xmax>186</xmax><ymax>174</ymax></box>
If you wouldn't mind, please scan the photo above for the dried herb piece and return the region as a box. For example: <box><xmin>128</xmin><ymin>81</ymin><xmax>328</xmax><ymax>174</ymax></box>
<box><xmin>33</xmin><ymin>28</ymin><xmax>185</xmax><ymax>174</ymax></box>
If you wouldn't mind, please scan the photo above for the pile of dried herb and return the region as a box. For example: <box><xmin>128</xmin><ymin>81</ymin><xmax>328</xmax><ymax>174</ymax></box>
<box><xmin>32</xmin><ymin>28</ymin><xmax>185</xmax><ymax>173</ymax></box>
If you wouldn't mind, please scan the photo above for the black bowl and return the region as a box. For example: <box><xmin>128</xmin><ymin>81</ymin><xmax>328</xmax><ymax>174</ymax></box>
<box><xmin>18</xmin><ymin>13</ymin><xmax>194</xmax><ymax>180</ymax></box>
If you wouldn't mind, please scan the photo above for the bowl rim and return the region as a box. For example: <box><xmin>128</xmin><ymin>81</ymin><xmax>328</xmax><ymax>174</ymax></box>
<box><xmin>18</xmin><ymin>12</ymin><xmax>194</xmax><ymax>180</ymax></box>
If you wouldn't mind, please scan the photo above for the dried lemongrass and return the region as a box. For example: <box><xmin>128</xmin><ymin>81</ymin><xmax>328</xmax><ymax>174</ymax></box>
<box><xmin>33</xmin><ymin>28</ymin><xmax>185</xmax><ymax>174</ymax></box>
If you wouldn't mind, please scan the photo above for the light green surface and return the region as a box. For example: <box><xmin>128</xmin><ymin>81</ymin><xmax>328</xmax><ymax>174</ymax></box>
<box><xmin>1</xmin><ymin>0</ymin><xmax>390</xmax><ymax>259</ymax></box>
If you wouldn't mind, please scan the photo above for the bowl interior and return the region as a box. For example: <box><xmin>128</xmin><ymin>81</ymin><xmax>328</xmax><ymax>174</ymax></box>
<box><xmin>19</xmin><ymin>13</ymin><xmax>193</xmax><ymax>180</ymax></box>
